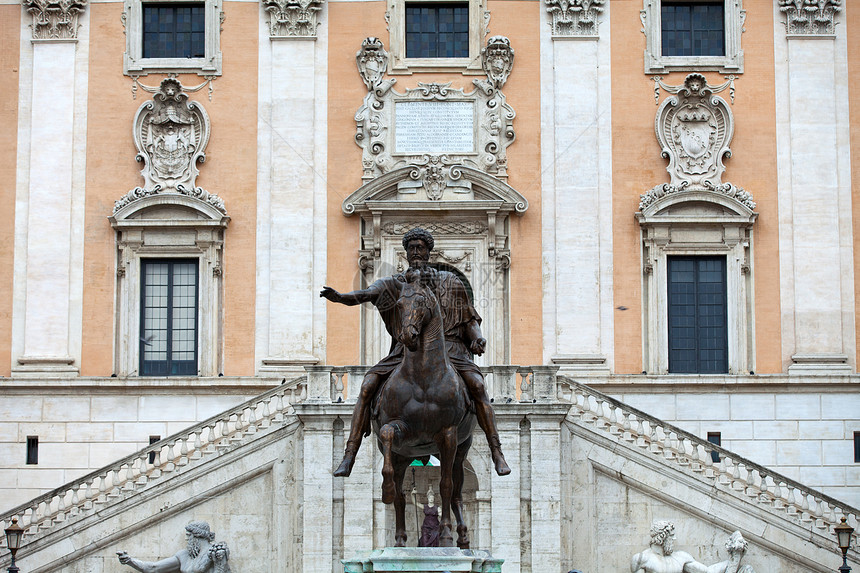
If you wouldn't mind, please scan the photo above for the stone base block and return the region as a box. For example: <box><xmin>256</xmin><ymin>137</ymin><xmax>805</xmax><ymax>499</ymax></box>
<box><xmin>342</xmin><ymin>547</ymin><xmax>503</xmax><ymax>572</ymax></box>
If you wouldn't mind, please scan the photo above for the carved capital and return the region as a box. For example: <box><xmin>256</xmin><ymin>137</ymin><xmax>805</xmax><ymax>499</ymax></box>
<box><xmin>544</xmin><ymin>0</ymin><xmax>605</xmax><ymax>37</ymax></box>
<box><xmin>24</xmin><ymin>0</ymin><xmax>87</xmax><ymax>41</ymax></box>
<box><xmin>263</xmin><ymin>0</ymin><xmax>323</xmax><ymax>38</ymax></box>
<box><xmin>778</xmin><ymin>0</ymin><xmax>841</xmax><ymax>36</ymax></box>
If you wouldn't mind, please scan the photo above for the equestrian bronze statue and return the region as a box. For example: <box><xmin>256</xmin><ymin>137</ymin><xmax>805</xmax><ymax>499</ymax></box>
<box><xmin>320</xmin><ymin>227</ymin><xmax>510</xmax><ymax>547</ymax></box>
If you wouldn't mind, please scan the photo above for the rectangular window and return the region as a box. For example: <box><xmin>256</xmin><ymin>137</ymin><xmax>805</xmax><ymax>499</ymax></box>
<box><xmin>668</xmin><ymin>256</ymin><xmax>728</xmax><ymax>374</ymax></box>
<box><xmin>141</xmin><ymin>259</ymin><xmax>199</xmax><ymax>376</ymax></box>
<box><xmin>149</xmin><ymin>435</ymin><xmax>161</xmax><ymax>464</ymax></box>
<box><xmin>661</xmin><ymin>2</ymin><xmax>725</xmax><ymax>57</ymax></box>
<box><xmin>855</xmin><ymin>432</ymin><xmax>860</xmax><ymax>463</ymax></box>
<box><xmin>26</xmin><ymin>436</ymin><xmax>38</xmax><ymax>465</ymax></box>
<box><xmin>405</xmin><ymin>3</ymin><xmax>469</xmax><ymax>59</ymax></box>
<box><xmin>142</xmin><ymin>3</ymin><xmax>205</xmax><ymax>59</ymax></box>
<box><xmin>707</xmin><ymin>432</ymin><xmax>721</xmax><ymax>463</ymax></box>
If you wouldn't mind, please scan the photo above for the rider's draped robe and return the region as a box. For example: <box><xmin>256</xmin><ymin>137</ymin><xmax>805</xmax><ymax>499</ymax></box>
<box><xmin>365</xmin><ymin>267</ymin><xmax>483</xmax><ymax>378</ymax></box>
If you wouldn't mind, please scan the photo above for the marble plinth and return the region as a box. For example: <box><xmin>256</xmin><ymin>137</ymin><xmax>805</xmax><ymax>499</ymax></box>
<box><xmin>342</xmin><ymin>547</ymin><xmax>503</xmax><ymax>572</ymax></box>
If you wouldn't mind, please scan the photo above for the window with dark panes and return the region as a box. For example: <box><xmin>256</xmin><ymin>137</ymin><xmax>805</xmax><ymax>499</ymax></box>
<box><xmin>661</xmin><ymin>1</ymin><xmax>725</xmax><ymax>57</ymax></box>
<box><xmin>405</xmin><ymin>3</ymin><xmax>469</xmax><ymax>58</ymax></box>
<box><xmin>141</xmin><ymin>259</ymin><xmax>198</xmax><ymax>376</ymax></box>
<box><xmin>667</xmin><ymin>256</ymin><xmax>728</xmax><ymax>374</ymax></box>
<box><xmin>143</xmin><ymin>3</ymin><xmax>205</xmax><ymax>59</ymax></box>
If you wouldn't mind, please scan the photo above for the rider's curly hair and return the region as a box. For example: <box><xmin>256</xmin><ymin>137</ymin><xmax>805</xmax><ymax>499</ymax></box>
<box><xmin>402</xmin><ymin>227</ymin><xmax>434</xmax><ymax>251</ymax></box>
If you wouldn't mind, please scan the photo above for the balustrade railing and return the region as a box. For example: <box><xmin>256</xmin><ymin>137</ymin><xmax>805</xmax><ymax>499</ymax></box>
<box><xmin>557</xmin><ymin>376</ymin><xmax>860</xmax><ymax>549</ymax></box>
<box><xmin>0</xmin><ymin>377</ymin><xmax>307</xmax><ymax>547</ymax></box>
<box><xmin>327</xmin><ymin>364</ymin><xmax>549</xmax><ymax>403</ymax></box>
<box><xmin>3</xmin><ymin>368</ymin><xmax>857</xmax><ymax>557</ymax></box>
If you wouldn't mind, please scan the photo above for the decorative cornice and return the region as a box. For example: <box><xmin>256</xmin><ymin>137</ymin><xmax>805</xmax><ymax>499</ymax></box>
<box><xmin>639</xmin><ymin>181</ymin><xmax>755</xmax><ymax>212</ymax></box>
<box><xmin>778</xmin><ymin>0</ymin><xmax>841</xmax><ymax>36</ymax></box>
<box><xmin>262</xmin><ymin>0</ymin><xmax>323</xmax><ymax>38</ymax></box>
<box><xmin>24</xmin><ymin>0</ymin><xmax>87</xmax><ymax>41</ymax></box>
<box><xmin>544</xmin><ymin>0</ymin><xmax>605</xmax><ymax>37</ymax></box>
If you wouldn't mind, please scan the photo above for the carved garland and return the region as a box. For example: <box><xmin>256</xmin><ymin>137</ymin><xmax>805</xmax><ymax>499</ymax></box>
<box><xmin>263</xmin><ymin>0</ymin><xmax>324</xmax><ymax>38</ymax></box>
<box><xmin>544</xmin><ymin>0</ymin><xmax>605</xmax><ymax>37</ymax></box>
<box><xmin>778</xmin><ymin>0</ymin><xmax>841</xmax><ymax>36</ymax></box>
<box><xmin>24</xmin><ymin>0</ymin><xmax>87</xmax><ymax>41</ymax></box>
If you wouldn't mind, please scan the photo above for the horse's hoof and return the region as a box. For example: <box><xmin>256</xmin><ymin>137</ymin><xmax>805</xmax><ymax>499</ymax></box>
<box><xmin>395</xmin><ymin>535</ymin><xmax>407</xmax><ymax>547</ymax></box>
<box><xmin>333</xmin><ymin>454</ymin><xmax>354</xmax><ymax>477</ymax></box>
<box><xmin>492</xmin><ymin>451</ymin><xmax>511</xmax><ymax>476</ymax></box>
<box><xmin>456</xmin><ymin>525</ymin><xmax>469</xmax><ymax>549</ymax></box>
<box><xmin>439</xmin><ymin>526</ymin><xmax>454</xmax><ymax>547</ymax></box>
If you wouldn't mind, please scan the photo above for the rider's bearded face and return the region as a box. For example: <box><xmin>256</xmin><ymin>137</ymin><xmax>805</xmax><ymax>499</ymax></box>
<box><xmin>406</xmin><ymin>239</ymin><xmax>430</xmax><ymax>269</ymax></box>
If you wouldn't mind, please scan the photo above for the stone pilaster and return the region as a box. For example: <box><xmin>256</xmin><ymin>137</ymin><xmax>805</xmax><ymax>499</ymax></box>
<box><xmin>294</xmin><ymin>407</ymin><xmax>337</xmax><ymax>573</ymax></box>
<box><xmin>773</xmin><ymin>2</ymin><xmax>854</xmax><ymax>373</ymax></box>
<box><xmin>490</xmin><ymin>414</ymin><xmax>522</xmax><ymax>571</ymax></box>
<box><xmin>256</xmin><ymin>0</ymin><xmax>328</xmax><ymax>374</ymax></box>
<box><xmin>541</xmin><ymin>0</ymin><xmax>613</xmax><ymax>374</ymax></box>
<box><xmin>528</xmin><ymin>407</ymin><xmax>568</xmax><ymax>573</ymax></box>
<box><xmin>13</xmin><ymin>0</ymin><xmax>89</xmax><ymax>376</ymax></box>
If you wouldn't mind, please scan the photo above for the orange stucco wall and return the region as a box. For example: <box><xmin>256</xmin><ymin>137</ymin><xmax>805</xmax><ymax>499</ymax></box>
<box><xmin>80</xmin><ymin>1</ymin><xmax>258</xmax><ymax>376</ymax></box>
<box><xmin>611</xmin><ymin>0</ymin><xmax>782</xmax><ymax>373</ymax></box>
<box><xmin>325</xmin><ymin>1</ymin><xmax>543</xmax><ymax>367</ymax></box>
<box><xmin>0</xmin><ymin>5</ymin><xmax>20</xmax><ymax>377</ymax></box>
<box><xmin>850</xmin><ymin>5</ymin><xmax>860</xmax><ymax>366</ymax></box>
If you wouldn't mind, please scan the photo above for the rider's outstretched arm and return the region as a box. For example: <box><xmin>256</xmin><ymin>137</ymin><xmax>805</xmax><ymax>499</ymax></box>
<box><xmin>320</xmin><ymin>286</ymin><xmax>378</xmax><ymax>306</ymax></box>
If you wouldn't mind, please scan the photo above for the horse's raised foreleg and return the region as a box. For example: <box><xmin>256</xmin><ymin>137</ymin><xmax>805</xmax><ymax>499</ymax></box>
<box><xmin>452</xmin><ymin>435</ymin><xmax>472</xmax><ymax>549</ymax></box>
<box><xmin>379</xmin><ymin>421</ymin><xmax>406</xmax><ymax>505</ymax></box>
<box><xmin>434</xmin><ymin>425</ymin><xmax>458</xmax><ymax>547</ymax></box>
<box><xmin>392</xmin><ymin>454</ymin><xmax>410</xmax><ymax>547</ymax></box>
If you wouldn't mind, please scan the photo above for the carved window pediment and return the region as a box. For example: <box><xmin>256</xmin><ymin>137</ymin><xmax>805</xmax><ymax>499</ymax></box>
<box><xmin>342</xmin><ymin>165</ymin><xmax>527</xmax><ymax>217</ymax></box>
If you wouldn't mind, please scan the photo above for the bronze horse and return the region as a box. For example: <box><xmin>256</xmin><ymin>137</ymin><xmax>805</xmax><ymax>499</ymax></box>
<box><xmin>371</xmin><ymin>271</ymin><xmax>476</xmax><ymax>548</ymax></box>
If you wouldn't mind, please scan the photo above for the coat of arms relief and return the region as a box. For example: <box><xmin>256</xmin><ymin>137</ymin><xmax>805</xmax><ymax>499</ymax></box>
<box><xmin>640</xmin><ymin>74</ymin><xmax>754</xmax><ymax>212</ymax></box>
<box><xmin>354</xmin><ymin>36</ymin><xmax>516</xmax><ymax>201</ymax></box>
<box><xmin>114</xmin><ymin>78</ymin><xmax>225</xmax><ymax>214</ymax></box>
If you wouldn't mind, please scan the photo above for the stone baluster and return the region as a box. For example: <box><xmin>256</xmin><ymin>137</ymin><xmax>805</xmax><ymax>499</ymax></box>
<box><xmin>245</xmin><ymin>406</ymin><xmax>258</xmax><ymax>435</ymax></box>
<box><xmin>519</xmin><ymin>369</ymin><xmax>533</xmax><ymax>402</ymax></box>
<box><xmin>165</xmin><ymin>443</ymin><xmax>176</xmax><ymax>472</ymax></box>
<box><xmin>54</xmin><ymin>493</ymin><xmax>66</xmax><ymax>523</ymax></box>
<box><xmin>261</xmin><ymin>397</ymin><xmax>272</xmax><ymax>428</ymax></box>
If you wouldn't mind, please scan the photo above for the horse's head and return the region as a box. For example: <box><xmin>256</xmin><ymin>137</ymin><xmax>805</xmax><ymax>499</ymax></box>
<box><xmin>397</xmin><ymin>270</ymin><xmax>438</xmax><ymax>351</ymax></box>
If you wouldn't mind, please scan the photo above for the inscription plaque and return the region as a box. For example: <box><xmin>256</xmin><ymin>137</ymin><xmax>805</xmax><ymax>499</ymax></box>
<box><xmin>394</xmin><ymin>101</ymin><xmax>475</xmax><ymax>154</ymax></box>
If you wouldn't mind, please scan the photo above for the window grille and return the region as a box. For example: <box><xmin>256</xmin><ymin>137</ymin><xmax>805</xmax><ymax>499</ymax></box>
<box><xmin>405</xmin><ymin>3</ymin><xmax>469</xmax><ymax>59</ymax></box>
<box><xmin>661</xmin><ymin>1</ymin><xmax>725</xmax><ymax>57</ymax></box>
<box><xmin>142</xmin><ymin>3</ymin><xmax>205</xmax><ymax>59</ymax></box>
<box><xmin>141</xmin><ymin>259</ymin><xmax>199</xmax><ymax>376</ymax></box>
<box><xmin>667</xmin><ymin>256</ymin><xmax>728</xmax><ymax>374</ymax></box>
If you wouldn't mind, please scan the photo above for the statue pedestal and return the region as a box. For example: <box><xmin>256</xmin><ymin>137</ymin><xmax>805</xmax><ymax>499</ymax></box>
<box><xmin>342</xmin><ymin>547</ymin><xmax>503</xmax><ymax>572</ymax></box>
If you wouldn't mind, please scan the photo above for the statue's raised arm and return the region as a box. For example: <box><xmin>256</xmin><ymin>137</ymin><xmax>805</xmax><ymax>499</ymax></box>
<box><xmin>117</xmin><ymin>522</ymin><xmax>232</xmax><ymax>573</ymax></box>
